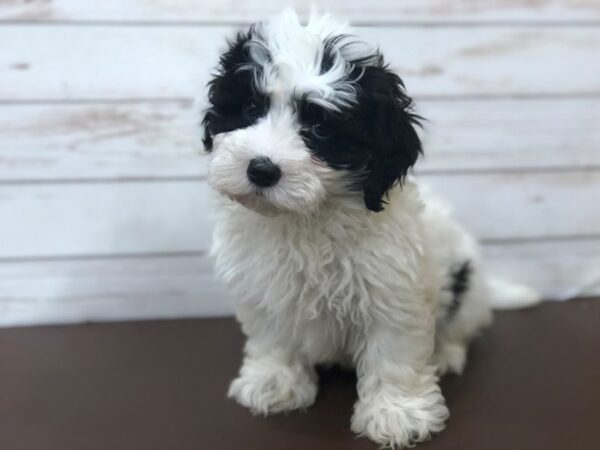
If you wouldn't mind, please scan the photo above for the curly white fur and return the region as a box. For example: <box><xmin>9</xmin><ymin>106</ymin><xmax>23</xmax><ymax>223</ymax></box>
<box><xmin>206</xmin><ymin>11</ymin><xmax>539</xmax><ymax>448</ymax></box>
<box><xmin>210</xmin><ymin>181</ymin><xmax>511</xmax><ymax>447</ymax></box>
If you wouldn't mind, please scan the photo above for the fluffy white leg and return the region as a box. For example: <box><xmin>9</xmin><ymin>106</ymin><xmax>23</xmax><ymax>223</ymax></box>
<box><xmin>228</xmin><ymin>341</ymin><xmax>317</xmax><ymax>415</ymax></box>
<box><xmin>351</xmin><ymin>325</ymin><xmax>449</xmax><ymax>448</ymax></box>
<box><xmin>488</xmin><ymin>278</ymin><xmax>541</xmax><ymax>310</ymax></box>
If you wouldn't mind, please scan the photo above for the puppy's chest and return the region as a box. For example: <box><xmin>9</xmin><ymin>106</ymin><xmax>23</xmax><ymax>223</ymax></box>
<box><xmin>274</xmin><ymin>232</ymin><xmax>364</xmax><ymax>358</ymax></box>
<box><xmin>218</xmin><ymin>207</ymin><xmax>417</xmax><ymax>318</ymax></box>
<box><xmin>276</xmin><ymin>227</ymin><xmax>359</xmax><ymax>296</ymax></box>
<box><xmin>254</xmin><ymin>220</ymin><xmax>379</xmax><ymax>317</ymax></box>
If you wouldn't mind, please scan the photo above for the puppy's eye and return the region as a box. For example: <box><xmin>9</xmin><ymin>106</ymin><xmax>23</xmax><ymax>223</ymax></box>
<box><xmin>311</xmin><ymin>123</ymin><xmax>332</xmax><ymax>140</ymax></box>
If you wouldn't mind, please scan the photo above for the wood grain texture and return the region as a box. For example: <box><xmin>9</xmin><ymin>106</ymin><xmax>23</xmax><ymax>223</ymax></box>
<box><xmin>1</xmin><ymin>0</ymin><xmax>599</xmax><ymax>23</ymax></box>
<box><xmin>0</xmin><ymin>1</ymin><xmax>598</xmax><ymax>326</ymax></box>
<box><xmin>0</xmin><ymin>181</ymin><xmax>214</xmax><ymax>258</ymax></box>
<box><xmin>0</xmin><ymin>254</ymin><xmax>231</xmax><ymax>326</ymax></box>
<box><xmin>2</xmin><ymin>98</ymin><xmax>599</xmax><ymax>181</ymax></box>
<box><xmin>1</xmin><ymin>26</ymin><xmax>599</xmax><ymax>100</ymax></box>
<box><xmin>2</xmin><ymin>240</ymin><xmax>598</xmax><ymax>326</ymax></box>
<box><xmin>418</xmin><ymin>97</ymin><xmax>600</xmax><ymax>172</ymax></box>
<box><xmin>0</xmin><ymin>173</ymin><xmax>598</xmax><ymax>258</ymax></box>
<box><xmin>420</xmin><ymin>171</ymin><xmax>600</xmax><ymax>241</ymax></box>
<box><xmin>483</xmin><ymin>240</ymin><xmax>600</xmax><ymax>301</ymax></box>
<box><xmin>0</xmin><ymin>101</ymin><xmax>204</xmax><ymax>180</ymax></box>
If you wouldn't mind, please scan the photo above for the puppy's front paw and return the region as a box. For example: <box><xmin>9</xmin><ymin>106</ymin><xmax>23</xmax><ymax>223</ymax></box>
<box><xmin>351</xmin><ymin>387</ymin><xmax>448</xmax><ymax>448</ymax></box>
<box><xmin>228</xmin><ymin>358</ymin><xmax>317</xmax><ymax>415</ymax></box>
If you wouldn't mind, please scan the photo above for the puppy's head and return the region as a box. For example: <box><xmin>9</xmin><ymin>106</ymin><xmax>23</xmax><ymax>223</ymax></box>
<box><xmin>202</xmin><ymin>11</ymin><xmax>422</xmax><ymax>215</ymax></box>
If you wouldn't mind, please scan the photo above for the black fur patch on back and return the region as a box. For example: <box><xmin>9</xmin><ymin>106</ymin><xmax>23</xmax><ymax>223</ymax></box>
<box><xmin>446</xmin><ymin>261</ymin><xmax>472</xmax><ymax>319</ymax></box>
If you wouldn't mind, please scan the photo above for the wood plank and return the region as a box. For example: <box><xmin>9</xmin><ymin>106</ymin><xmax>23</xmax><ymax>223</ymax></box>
<box><xmin>419</xmin><ymin>171</ymin><xmax>600</xmax><ymax>241</ymax></box>
<box><xmin>0</xmin><ymin>181</ymin><xmax>215</xmax><ymax>258</ymax></box>
<box><xmin>1</xmin><ymin>26</ymin><xmax>599</xmax><ymax>100</ymax></box>
<box><xmin>0</xmin><ymin>101</ymin><xmax>206</xmax><ymax>180</ymax></box>
<box><xmin>0</xmin><ymin>254</ymin><xmax>231</xmax><ymax>326</ymax></box>
<box><xmin>1</xmin><ymin>0</ymin><xmax>599</xmax><ymax>24</ymax></box>
<box><xmin>482</xmin><ymin>239</ymin><xmax>600</xmax><ymax>301</ymax></box>
<box><xmin>2</xmin><ymin>98</ymin><xmax>598</xmax><ymax>181</ymax></box>
<box><xmin>417</xmin><ymin>97</ymin><xmax>600</xmax><ymax>172</ymax></box>
<box><xmin>0</xmin><ymin>172</ymin><xmax>599</xmax><ymax>258</ymax></box>
<box><xmin>1</xmin><ymin>239</ymin><xmax>598</xmax><ymax>326</ymax></box>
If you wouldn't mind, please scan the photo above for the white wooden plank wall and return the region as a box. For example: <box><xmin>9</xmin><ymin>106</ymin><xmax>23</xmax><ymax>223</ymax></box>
<box><xmin>0</xmin><ymin>1</ymin><xmax>599</xmax><ymax>326</ymax></box>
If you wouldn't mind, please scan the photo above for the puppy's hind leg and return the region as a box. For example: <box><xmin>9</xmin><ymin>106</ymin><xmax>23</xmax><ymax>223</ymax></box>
<box><xmin>434</xmin><ymin>259</ymin><xmax>492</xmax><ymax>376</ymax></box>
<box><xmin>433</xmin><ymin>336</ymin><xmax>468</xmax><ymax>376</ymax></box>
<box><xmin>228</xmin><ymin>338</ymin><xmax>318</xmax><ymax>415</ymax></box>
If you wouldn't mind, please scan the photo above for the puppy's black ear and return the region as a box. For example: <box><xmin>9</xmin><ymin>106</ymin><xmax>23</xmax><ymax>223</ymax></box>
<box><xmin>202</xmin><ymin>26</ymin><xmax>268</xmax><ymax>152</ymax></box>
<box><xmin>357</xmin><ymin>63</ymin><xmax>422</xmax><ymax>212</ymax></box>
<box><xmin>202</xmin><ymin>30</ymin><xmax>253</xmax><ymax>152</ymax></box>
<box><xmin>202</xmin><ymin>114</ymin><xmax>214</xmax><ymax>151</ymax></box>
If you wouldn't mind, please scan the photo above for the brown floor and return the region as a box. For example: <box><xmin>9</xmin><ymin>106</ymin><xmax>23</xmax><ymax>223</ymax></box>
<box><xmin>0</xmin><ymin>299</ymin><xmax>599</xmax><ymax>450</ymax></box>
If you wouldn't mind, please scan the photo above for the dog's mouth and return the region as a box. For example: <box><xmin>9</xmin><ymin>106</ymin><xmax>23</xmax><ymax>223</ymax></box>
<box><xmin>225</xmin><ymin>193</ymin><xmax>281</xmax><ymax>217</ymax></box>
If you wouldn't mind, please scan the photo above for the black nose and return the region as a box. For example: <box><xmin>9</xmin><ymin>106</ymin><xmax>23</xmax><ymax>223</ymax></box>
<box><xmin>247</xmin><ymin>157</ymin><xmax>282</xmax><ymax>188</ymax></box>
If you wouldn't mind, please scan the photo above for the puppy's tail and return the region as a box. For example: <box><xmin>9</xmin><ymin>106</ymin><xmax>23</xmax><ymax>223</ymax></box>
<box><xmin>488</xmin><ymin>278</ymin><xmax>542</xmax><ymax>310</ymax></box>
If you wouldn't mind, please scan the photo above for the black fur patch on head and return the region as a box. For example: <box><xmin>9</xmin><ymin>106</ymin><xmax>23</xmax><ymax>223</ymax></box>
<box><xmin>320</xmin><ymin>34</ymin><xmax>347</xmax><ymax>75</ymax></box>
<box><xmin>297</xmin><ymin>47</ymin><xmax>422</xmax><ymax>212</ymax></box>
<box><xmin>446</xmin><ymin>261</ymin><xmax>472</xmax><ymax>319</ymax></box>
<box><xmin>297</xmin><ymin>96</ymin><xmax>371</xmax><ymax>173</ymax></box>
<box><xmin>202</xmin><ymin>27</ymin><xmax>271</xmax><ymax>151</ymax></box>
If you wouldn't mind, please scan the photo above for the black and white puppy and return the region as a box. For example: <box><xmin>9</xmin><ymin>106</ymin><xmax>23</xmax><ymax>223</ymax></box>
<box><xmin>202</xmin><ymin>11</ymin><xmax>539</xmax><ymax>448</ymax></box>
